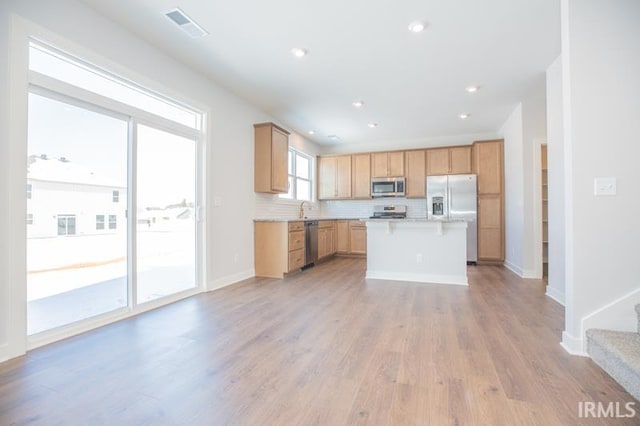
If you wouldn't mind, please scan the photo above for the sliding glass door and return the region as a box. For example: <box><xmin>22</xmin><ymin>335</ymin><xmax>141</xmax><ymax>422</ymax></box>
<box><xmin>27</xmin><ymin>93</ymin><xmax>129</xmax><ymax>335</ymax></box>
<box><xmin>26</xmin><ymin>41</ymin><xmax>204</xmax><ymax>338</ymax></box>
<box><xmin>136</xmin><ymin>124</ymin><xmax>197</xmax><ymax>303</ymax></box>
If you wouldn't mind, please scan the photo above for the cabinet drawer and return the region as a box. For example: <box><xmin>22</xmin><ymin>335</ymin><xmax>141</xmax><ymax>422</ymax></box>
<box><xmin>318</xmin><ymin>220</ymin><xmax>335</xmax><ymax>229</ymax></box>
<box><xmin>288</xmin><ymin>248</ymin><xmax>305</xmax><ymax>271</ymax></box>
<box><xmin>288</xmin><ymin>221</ymin><xmax>304</xmax><ymax>232</ymax></box>
<box><xmin>288</xmin><ymin>230</ymin><xmax>305</xmax><ymax>251</ymax></box>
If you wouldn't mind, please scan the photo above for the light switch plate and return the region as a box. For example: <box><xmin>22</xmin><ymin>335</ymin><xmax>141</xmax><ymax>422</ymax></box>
<box><xmin>213</xmin><ymin>196</ymin><xmax>223</xmax><ymax>206</ymax></box>
<box><xmin>594</xmin><ymin>177</ymin><xmax>616</xmax><ymax>196</ymax></box>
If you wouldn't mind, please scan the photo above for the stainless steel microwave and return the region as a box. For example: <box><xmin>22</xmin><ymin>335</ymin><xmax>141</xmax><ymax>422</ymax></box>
<box><xmin>371</xmin><ymin>177</ymin><xmax>406</xmax><ymax>197</ymax></box>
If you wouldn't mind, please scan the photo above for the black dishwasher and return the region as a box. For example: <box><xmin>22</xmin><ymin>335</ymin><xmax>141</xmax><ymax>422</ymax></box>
<box><xmin>304</xmin><ymin>220</ymin><xmax>318</xmax><ymax>268</ymax></box>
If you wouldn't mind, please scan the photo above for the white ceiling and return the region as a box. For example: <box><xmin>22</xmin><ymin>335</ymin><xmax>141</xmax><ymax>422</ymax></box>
<box><xmin>80</xmin><ymin>0</ymin><xmax>560</xmax><ymax>147</ymax></box>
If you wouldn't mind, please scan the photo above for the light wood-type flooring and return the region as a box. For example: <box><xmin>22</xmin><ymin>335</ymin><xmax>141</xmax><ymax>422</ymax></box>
<box><xmin>1</xmin><ymin>257</ymin><xmax>638</xmax><ymax>425</ymax></box>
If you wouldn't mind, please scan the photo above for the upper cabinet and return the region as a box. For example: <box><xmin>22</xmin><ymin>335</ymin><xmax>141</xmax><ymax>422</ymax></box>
<box><xmin>352</xmin><ymin>153</ymin><xmax>371</xmax><ymax>199</ymax></box>
<box><xmin>254</xmin><ymin>122</ymin><xmax>289</xmax><ymax>193</ymax></box>
<box><xmin>426</xmin><ymin>146</ymin><xmax>472</xmax><ymax>175</ymax></box>
<box><xmin>405</xmin><ymin>150</ymin><xmax>426</xmax><ymax>198</ymax></box>
<box><xmin>473</xmin><ymin>140</ymin><xmax>503</xmax><ymax>194</ymax></box>
<box><xmin>318</xmin><ymin>155</ymin><xmax>352</xmax><ymax>200</ymax></box>
<box><xmin>371</xmin><ymin>151</ymin><xmax>405</xmax><ymax>177</ymax></box>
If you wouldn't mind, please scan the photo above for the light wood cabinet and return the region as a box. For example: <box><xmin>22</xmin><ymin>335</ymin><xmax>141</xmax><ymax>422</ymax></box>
<box><xmin>336</xmin><ymin>220</ymin><xmax>349</xmax><ymax>253</ymax></box>
<box><xmin>254</xmin><ymin>123</ymin><xmax>289</xmax><ymax>193</ymax></box>
<box><xmin>426</xmin><ymin>146</ymin><xmax>472</xmax><ymax>175</ymax></box>
<box><xmin>450</xmin><ymin>147</ymin><xmax>472</xmax><ymax>174</ymax></box>
<box><xmin>473</xmin><ymin>140</ymin><xmax>505</xmax><ymax>262</ymax></box>
<box><xmin>405</xmin><ymin>150</ymin><xmax>426</xmax><ymax>198</ymax></box>
<box><xmin>349</xmin><ymin>221</ymin><xmax>367</xmax><ymax>254</ymax></box>
<box><xmin>318</xmin><ymin>155</ymin><xmax>352</xmax><ymax>200</ymax></box>
<box><xmin>255</xmin><ymin>221</ymin><xmax>306</xmax><ymax>278</ymax></box>
<box><xmin>477</xmin><ymin>195</ymin><xmax>503</xmax><ymax>261</ymax></box>
<box><xmin>352</xmin><ymin>153</ymin><xmax>371</xmax><ymax>198</ymax></box>
<box><xmin>371</xmin><ymin>151</ymin><xmax>405</xmax><ymax>177</ymax></box>
<box><xmin>473</xmin><ymin>141</ymin><xmax>503</xmax><ymax>195</ymax></box>
<box><xmin>318</xmin><ymin>221</ymin><xmax>336</xmax><ymax>259</ymax></box>
<box><xmin>334</xmin><ymin>220</ymin><xmax>366</xmax><ymax>255</ymax></box>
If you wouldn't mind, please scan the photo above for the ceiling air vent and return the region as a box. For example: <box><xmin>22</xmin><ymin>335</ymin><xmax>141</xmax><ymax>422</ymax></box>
<box><xmin>165</xmin><ymin>8</ymin><xmax>209</xmax><ymax>39</ymax></box>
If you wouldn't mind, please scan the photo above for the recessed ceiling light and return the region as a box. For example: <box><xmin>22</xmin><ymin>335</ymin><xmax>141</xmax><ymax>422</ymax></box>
<box><xmin>368</xmin><ymin>122</ymin><xmax>378</xmax><ymax>128</ymax></box>
<box><xmin>291</xmin><ymin>48</ymin><xmax>308</xmax><ymax>58</ymax></box>
<box><xmin>308</xmin><ymin>130</ymin><xmax>315</xmax><ymax>135</ymax></box>
<box><xmin>408</xmin><ymin>21</ymin><xmax>426</xmax><ymax>33</ymax></box>
<box><xmin>465</xmin><ymin>85</ymin><xmax>480</xmax><ymax>93</ymax></box>
<box><xmin>352</xmin><ymin>100</ymin><xmax>364</xmax><ymax>108</ymax></box>
<box><xmin>459</xmin><ymin>113</ymin><xmax>471</xmax><ymax>119</ymax></box>
<box><xmin>327</xmin><ymin>134</ymin><xmax>340</xmax><ymax>141</ymax></box>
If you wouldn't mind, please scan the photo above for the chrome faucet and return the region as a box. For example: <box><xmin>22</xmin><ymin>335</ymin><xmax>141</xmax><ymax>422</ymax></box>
<box><xmin>299</xmin><ymin>201</ymin><xmax>310</xmax><ymax>219</ymax></box>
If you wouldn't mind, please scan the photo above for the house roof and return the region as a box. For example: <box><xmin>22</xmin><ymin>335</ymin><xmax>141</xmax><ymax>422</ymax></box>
<box><xmin>27</xmin><ymin>155</ymin><xmax>126</xmax><ymax>188</ymax></box>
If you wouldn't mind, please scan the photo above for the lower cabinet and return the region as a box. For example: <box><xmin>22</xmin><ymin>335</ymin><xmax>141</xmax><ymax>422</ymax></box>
<box><xmin>254</xmin><ymin>221</ymin><xmax>306</xmax><ymax>278</ymax></box>
<box><xmin>335</xmin><ymin>220</ymin><xmax>367</xmax><ymax>255</ymax></box>
<box><xmin>318</xmin><ymin>221</ymin><xmax>336</xmax><ymax>260</ymax></box>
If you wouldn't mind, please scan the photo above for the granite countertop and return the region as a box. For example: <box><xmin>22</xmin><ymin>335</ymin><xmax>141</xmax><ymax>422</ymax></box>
<box><xmin>253</xmin><ymin>217</ymin><xmax>365</xmax><ymax>222</ymax></box>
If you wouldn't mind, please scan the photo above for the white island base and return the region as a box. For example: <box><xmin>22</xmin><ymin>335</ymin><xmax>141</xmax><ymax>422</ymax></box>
<box><xmin>365</xmin><ymin>219</ymin><xmax>468</xmax><ymax>286</ymax></box>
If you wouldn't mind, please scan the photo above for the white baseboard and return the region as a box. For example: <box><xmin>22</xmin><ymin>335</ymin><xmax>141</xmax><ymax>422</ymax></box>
<box><xmin>545</xmin><ymin>286</ymin><xmax>566</xmax><ymax>306</ymax></box>
<box><xmin>561</xmin><ymin>331</ymin><xmax>588</xmax><ymax>357</ymax></box>
<box><xmin>521</xmin><ymin>269</ymin><xmax>540</xmax><ymax>279</ymax></box>
<box><xmin>581</xmin><ymin>287</ymin><xmax>640</xmax><ymax>343</ymax></box>
<box><xmin>365</xmin><ymin>271</ymin><xmax>468</xmax><ymax>286</ymax></box>
<box><xmin>208</xmin><ymin>269</ymin><xmax>255</xmax><ymax>292</ymax></box>
<box><xmin>504</xmin><ymin>260</ymin><xmax>523</xmax><ymax>277</ymax></box>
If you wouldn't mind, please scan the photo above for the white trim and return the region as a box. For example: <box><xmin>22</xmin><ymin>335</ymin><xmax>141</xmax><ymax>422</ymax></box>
<box><xmin>208</xmin><ymin>270</ymin><xmax>255</xmax><ymax>292</ymax></box>
<box><xmin>504</xmin><ymin>260</ymin><xmax>524</xmax><ymax>277</ymax></box>
<box><xmin>560</xmin><ymin>0</ymin><xmax>577</xmax><ymax>340</ymax></box>
<box><xmin>521</xmin><ymin>269</ymin><xmax>538</xmax><ymax>279</ymax></box>
<box><xmin>531</xmin><ymin>138</ymin><xmax>547</xmax><ymax>280</ymax></box>
<box><xmin>365</xmin><ymin>271</ymin><xmax>468</xmax><ymax>286</ymax></box>
<box><xmin>561</xmin><ymin>331</ymin><xmax>588</xmax><ymax>357</ymax></box>
<box><xmin>546</xmin><ymin>286</ymin><xmax>566</xmax><ymax>306</ymax></box>
<box><xmin>27</xmin><ymin>288</ymin><xmax>201</xmax><ymax>350</ymax></box>
<box><xmin>3</xmin><ymin>16</ymin><xmax>210</xmax><ymax>360</ymax></box>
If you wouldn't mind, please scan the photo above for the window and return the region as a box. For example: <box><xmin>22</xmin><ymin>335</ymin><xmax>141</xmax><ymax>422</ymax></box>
<box><xmin>57</xmin><ymin>215</ymin><xmax>76</xmax><ymax>236</ymax></box>
<box><xmin>26</xmin><ymin>214</ymin><xmax>33</xmax><ymax>225</ymax></box>
<box><xmin>29</xmin><ymin>43</ymin><xmax>201</xmax><ymax>129</ymax></box>
<box><xmin>96</xmin><ymin>215</ymin><xmax>105</xmax><ymax>230</ymax></box>
<box><xmin>27</xmin><ymin>183</ymin><xmax>32</xmax><ymax>199</ymax></box>
<box><xmin>279</xmin><ymin>148</ymin><xmax>313</xmax><ymax>201</ymax></box>
<box><xmin>108</xmin><ymin>215</ymin><xmax>117</xmax><ymax>230</ymax></box>
<box><xmin>26</xmin><ymin>38</ymin><xmax>204</xmax><ymax>336</ymax></box>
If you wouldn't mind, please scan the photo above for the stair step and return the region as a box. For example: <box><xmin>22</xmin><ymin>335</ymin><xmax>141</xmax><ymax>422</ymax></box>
<box><xmin>587</xmin><ymin>329</ymin><xmax>640</xmax><ymax>401</ymax></box>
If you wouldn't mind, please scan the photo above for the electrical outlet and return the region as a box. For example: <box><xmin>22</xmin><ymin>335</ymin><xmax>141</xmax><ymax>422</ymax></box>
<box><xmin>214</xmin><ymin>196</ymin><xmax>223</xmax><ymax>207</ymax></box>
<box><xmin>234</xmin><ymin>253</ymin><xmax>239</xmax><ymax>263</ymax></box>
<box><xmin>416</xmin><ymin>253</ymin><xmax>423</xmax><ymax>264</ymax></box>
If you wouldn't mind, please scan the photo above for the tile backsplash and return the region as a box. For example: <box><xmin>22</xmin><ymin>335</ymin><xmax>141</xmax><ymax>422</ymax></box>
<box><xmin>320</xmin><ymin>198</ymin><xmax>427</xmax><ymax>219</ymax></box>
<box><xmin>255</xmin><ymin>193</ymin><xmax>427</xmax><ymax>220</ymax></box>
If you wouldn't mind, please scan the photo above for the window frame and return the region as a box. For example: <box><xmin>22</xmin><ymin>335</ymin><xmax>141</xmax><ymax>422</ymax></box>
<box><xmin>112</xmin><ymin>190</ymin><xmax>119</xmax><ymax>203</ymax></box>
<box><xmin>57</xmin><ymin>214</ymin><xmax>76</xmax><ymax>236</ymax></box>
<box><xmin>279</xmin><ymin>147</ymin><xmax>314</xmax><ymax>202</ymax></box>
<box><xmin>17</xmin><ymin>32</ymin><xmax>208</xmax><ymax>348</ymax></box>
<box><xmin>108</xmin><ymin>214</ymin><xmax>117</xmax><ymax>230</ymax></box>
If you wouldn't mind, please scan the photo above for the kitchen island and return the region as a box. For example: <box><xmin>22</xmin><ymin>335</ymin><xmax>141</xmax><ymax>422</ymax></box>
<box><xmin>365</xmin><ymin>219</ymin><xmax>468</xmax><ymax>286</ymax></box>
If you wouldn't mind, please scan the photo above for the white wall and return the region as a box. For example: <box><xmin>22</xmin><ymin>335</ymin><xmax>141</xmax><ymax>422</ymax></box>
<box><xmin>501</xmin><ymin>104</ymin><xmax>525</xmax><ymax>275</ymax></box>
<box><xmin>521</xmin><ymin>78</ymin><xmax>548</xmax><ymax>276</ymax></box>
<box><xmin>561</xmin><ymin>0</ymin><xmax>640</xmax><ymax>353</ymax></box>
<box><xmin>500</xmin><ymin>78</ymin><xmax>547</xmax><ymax>278</ymax></box>
<box><xmin>545</xmin><ymin>56</ymin><xmax>565</xmax><ymax>305</ymax></box>
<box><xmin>0</xmin><ymin>0</ymin><xmax>319</xmax><ymax>360</ymax></box>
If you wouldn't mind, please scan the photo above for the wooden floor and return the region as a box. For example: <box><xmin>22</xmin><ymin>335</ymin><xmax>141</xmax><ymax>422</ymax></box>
<box><xmin>1</xmin><ymin>258</ymin><xmax>638</xmax><ymax>425</ymax></box>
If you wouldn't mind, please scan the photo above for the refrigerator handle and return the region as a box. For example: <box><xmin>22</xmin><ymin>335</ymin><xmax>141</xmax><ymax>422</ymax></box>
<box><xmin>447</xmin><ymin>186</ymin><xmax>451</xmax><ymax>219</ymax></box>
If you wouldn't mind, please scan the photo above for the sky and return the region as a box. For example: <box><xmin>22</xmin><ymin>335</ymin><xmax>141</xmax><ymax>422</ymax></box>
<box><xmin>28</xmin><ymin>93</ymin><xmax>195</xmax><ymax>209</ymax></box>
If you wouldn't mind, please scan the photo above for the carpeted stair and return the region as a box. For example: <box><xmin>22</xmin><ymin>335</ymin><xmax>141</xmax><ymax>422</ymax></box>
<box><xmin>586</xmin><ymin>304</ymin><xmax>640</xmax><ymax>401</ymax></box>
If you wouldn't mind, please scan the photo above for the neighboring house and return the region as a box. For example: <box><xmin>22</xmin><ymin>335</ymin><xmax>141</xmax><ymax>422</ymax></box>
<box><xmin>27</xmin><ymin>154</ymin><xmax>126</xmax><ymax>239</ymax></box>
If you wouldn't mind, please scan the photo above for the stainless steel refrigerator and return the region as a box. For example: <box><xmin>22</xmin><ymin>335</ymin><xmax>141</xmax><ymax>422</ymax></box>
<box><xmin>426</xmin><ymin>174</ymin><xmax>477</xmax><ymax>263</ymax></box>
